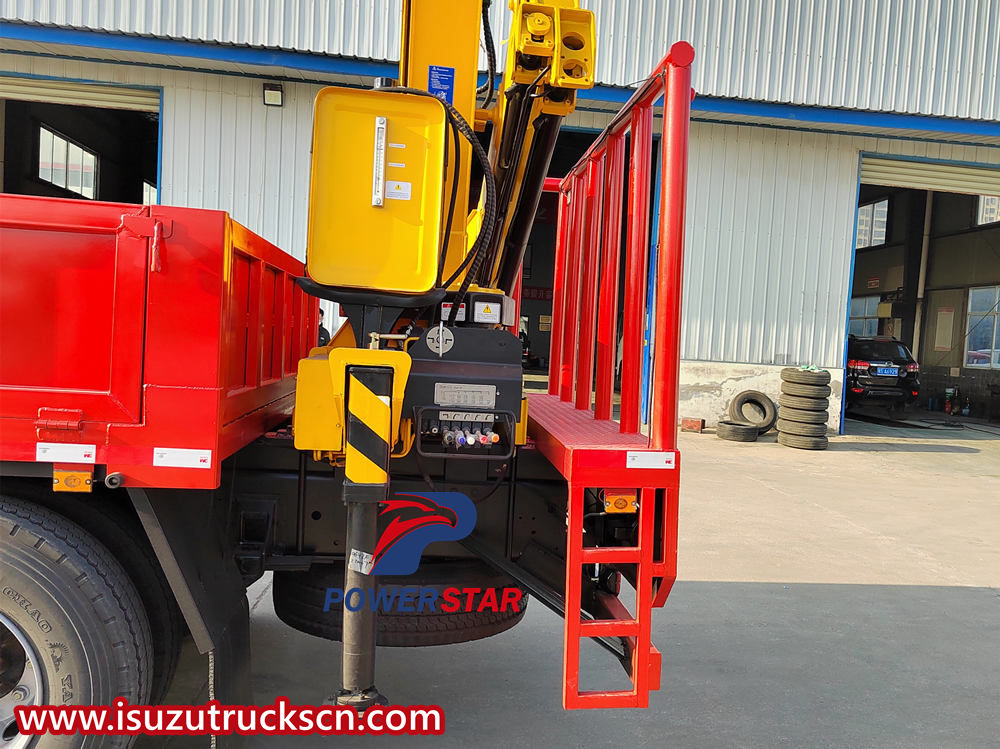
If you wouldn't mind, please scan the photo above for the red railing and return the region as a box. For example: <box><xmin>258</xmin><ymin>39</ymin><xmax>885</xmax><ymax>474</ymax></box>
<box><xmin>547</xmin><ymin>41</ymin><xmax>694</xmax><ymax>451</ymax></box>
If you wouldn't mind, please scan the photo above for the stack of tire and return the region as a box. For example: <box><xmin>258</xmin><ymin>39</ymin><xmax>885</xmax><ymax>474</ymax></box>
<box><xmin>777</xmin><ymin>368</ymin><xmax>831</xmax><ymax>450</ymax></box>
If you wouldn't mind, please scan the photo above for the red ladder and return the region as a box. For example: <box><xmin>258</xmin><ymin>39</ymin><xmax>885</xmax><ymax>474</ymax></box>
<box><xmin>526</xmin><ymin>41</ymin><xmax>694</xmax><ymax>709</ymax></box>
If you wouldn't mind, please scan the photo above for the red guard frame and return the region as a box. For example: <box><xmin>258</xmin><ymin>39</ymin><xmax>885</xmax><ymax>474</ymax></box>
<box><xmin>528</xmin><ymin>41</ymin><xmax>694</xmax><ymax>709</ymax></box>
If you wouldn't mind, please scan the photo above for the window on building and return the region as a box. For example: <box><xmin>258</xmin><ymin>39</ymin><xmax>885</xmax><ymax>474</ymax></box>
<box><xmin>849</xmin><ymin>295</ymin><xmax>880</xmax><ymax>337</ymax></box>
<box><xmin>142</xmin><ymin>180</ymin><xmax>158</xmax><ymax>205</ymax></box>
<box><xmin>855</xmin><ymin>199</ymin><xmax>888</xmax><ymax>249</ymax></box>
<box><xmin>977</xmin><ymin>195</ymin><xmax>999</xmax><ymax>226</ymax></box>
<box><xmin>966</xmin><ymin>286</ymin><xmax>1000</xmax><ymax>368</ymax></box>
<box><xmin>38</xmin><ymin>125</ymin><xmax>97</xmax><ymax>199</ymax></box>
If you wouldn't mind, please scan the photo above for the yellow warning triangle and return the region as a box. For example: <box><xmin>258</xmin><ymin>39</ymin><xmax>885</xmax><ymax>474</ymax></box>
<box><xmin>483</xmin><ymin>305</ymin><xmax>492</xmax><ymax>313</ymax></box>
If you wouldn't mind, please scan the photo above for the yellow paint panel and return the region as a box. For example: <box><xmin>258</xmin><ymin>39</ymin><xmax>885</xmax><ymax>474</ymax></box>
<box><xmin>307</xmin><ymin>88</ymin><xmax>447</xmax><ymax>294</ymax></box>
<box><xmin>348</xmin><ymin>374</ymin><xmax>392</xmax><ymax>439</ymax></box>
<box><xmin>293</xmin><ymin>354</ymin><xmax>345</xmax><ymax>451</ymax></box>
<box><xmin>345</xmin><ymin>442</ymin><xmax>389</xmax><ymax>484</ymax></box>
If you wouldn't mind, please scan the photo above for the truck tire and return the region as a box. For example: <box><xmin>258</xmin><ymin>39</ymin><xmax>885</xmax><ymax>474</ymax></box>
<box><xmin>776</xmin><ymin>419</ymin><xmax>828</xmax><ymax>437</ymax></box>
<box><xmin>727</xmin><ymin>391</ymin><xmax>777</xmax><ymax>434</ymax></box>
<box><xmin>777</xmin><ymin>433</ymin><xmax>829</xmax><ymax>450</ymax></box>
<box><xmin>778</xmin><ymin>406</ymin><xmax>829</xmax><ymax>424</ymax></box>
<box><xmin>273</xmin><ymin>559</ymin><xmax>528</xmax><ymax>647</ymax></box>
<box><xmin>778</xmin><ymin>394</ymin><xmax>829</xmax><ymax>411</ymax></box>
<box><xmin>10</xmin><ymin>484</ymin><xmax>183</xmax><ymax>704</ymax></box>
<box><xmin>0</xmin><ymin>495</ymin><xmax>152</xmax><ymax>747</ymax></box>
<box><xmin>715</xmin><ymin>420</ymin><xmax>759</xmax><ymax>442</ymax></box>
<box><xmin>779</xmin><ymin>382</ymin><xmax>832</xmax><ymax>398</ymax></box>
<box><xmin>780</xmin><ymin>368</ymin><xmax>831</xmax><ymax>386</ymax></box>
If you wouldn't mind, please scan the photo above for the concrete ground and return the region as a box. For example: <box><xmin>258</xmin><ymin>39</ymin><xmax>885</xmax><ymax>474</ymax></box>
<box><xmin>157</xmin><ymin>418</ymin><xmax>1000</xmax><ymax>748</ymax></box>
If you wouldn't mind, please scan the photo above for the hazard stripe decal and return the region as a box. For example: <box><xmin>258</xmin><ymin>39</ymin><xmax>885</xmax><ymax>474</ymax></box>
<box><xmin>344</xmin><ymin>368</ymin><xmax>392</xmax><ymax>486</ymax></box>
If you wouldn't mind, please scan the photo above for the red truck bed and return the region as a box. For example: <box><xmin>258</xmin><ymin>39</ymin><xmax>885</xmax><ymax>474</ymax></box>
<box><xmin>0</xmin><ymin>194</ymin><xmax>315</xmax><ymax>489</ymax></box>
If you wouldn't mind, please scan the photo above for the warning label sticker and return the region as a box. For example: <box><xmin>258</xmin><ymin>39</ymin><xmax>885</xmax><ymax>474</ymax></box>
<box><xmin>385</xmin><ymin>180</ymin><xmax>412</xmax><ymax>201</ymax></box>
<box><xmin>428</xmin><ymin>65</ymin><xmax>456</xmax><ymax>104</ymax></box>
<box><xmin>473</xmin><ymin>300</ymin><xmax>501</xmax><ymax>324</ymax></box>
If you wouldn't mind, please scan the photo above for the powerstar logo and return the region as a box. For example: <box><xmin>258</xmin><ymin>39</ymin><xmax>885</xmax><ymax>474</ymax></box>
<box><xmin>325</xmin><ymin>492</ymin><xmax>523</xmax><ymax>615</ymax></box>
<box><xmin>370</xmin><ymin>492</ymin><xmax>475</xmax><ymax>575</ymax></box>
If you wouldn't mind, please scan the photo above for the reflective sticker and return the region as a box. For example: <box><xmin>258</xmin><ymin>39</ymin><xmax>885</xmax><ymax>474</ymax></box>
<box><xmin>625</xmin><ymin>451</ymin><xmax>676</xmax><ymax>469</ymax></box>
<box><xmin>36</xmin><ymin>442</ymin><xmax>97</xmax><ymax>464</ymax></box>
<box><xmin>153</xmin><ymin>447</ymin><xmax>213</xmax><ymax>469</ymax></box>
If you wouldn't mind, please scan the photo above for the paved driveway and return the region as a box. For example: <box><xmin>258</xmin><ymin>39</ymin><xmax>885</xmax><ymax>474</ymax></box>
<box><xmin>159</xmin><ymin>419</ymin><xmax>1000</xmax><ymax>748</ymax></box>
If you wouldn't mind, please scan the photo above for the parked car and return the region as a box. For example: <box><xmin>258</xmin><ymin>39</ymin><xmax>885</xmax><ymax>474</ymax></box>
<box><xmin>846</xmin><ymin>336</ymin><xmax>921</xmax><ymax>417</ymax></box>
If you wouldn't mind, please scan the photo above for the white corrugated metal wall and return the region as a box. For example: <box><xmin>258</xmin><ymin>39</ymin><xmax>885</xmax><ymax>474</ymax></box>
<box><xmin>0</xmin><ymin>52</ymin><xmax>321</xmax><ymax>259</ymax></box>
<box><xmin>682</xmin><ymin>123</ymin><xmax>1000</xmax><ymax>367</ymax></box>
<box><xmin>3</xmin><ymin>0</ymin><xmax>999</xmax><ymax>120</ymax></box>
<box><xmin>3</xmin><ymin>52</ymin><xmax>1000</xmax><ymax>368</ymax></box>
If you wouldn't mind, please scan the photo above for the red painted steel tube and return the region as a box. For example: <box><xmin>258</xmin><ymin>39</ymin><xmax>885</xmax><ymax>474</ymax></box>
<box><xmin>619</xmin><ymin>105</ymin><xmax>653</xmax><ymax>434</ymax></box>
<box><xmin>594</xmin><ymin>134</ymin><xmax>625</xmax><ymax>421</ymax></box>
<box><xmin>633</xmin><ymin>486</ymin><xmax>658</xmax><ymax>705</ymax></box>
<box><xmin>560</xmin><ymin>53</ymin><xmax>673</xmax><ymax>188</ymax></box>
<box><xmin>652</xmin><ymin>484</ymin><xmax>680</xmax><ymax>608</ymax></box>
<box><xmin>579</xmin><ymin>619</ymin><xmax>639</xmax><ymax>637</ymax></box>
<box><xmin>650</xmin><ymin>42</ymin><xmax>694</xmax><ymax>451</ymax></box>
<box><xmin>562</xmin><ymin>482</ymin><xmax>585</xmax><ymax>708</ymax></box>
<box><xmin>574</xmin><ymin>157</ymin><xmax>603</xmax><ymax>410</ymax></box>
<box><xmin>559</xmin><ymin>175</ymin><xmax>586</xmax><ymax>402</ymax></box>
<box><xmin>548</xmin><ymin>189</ymin><xmax>570</xmax><ymax>395</ymax></box>
<box><xmin>543</xmin><ymin>177</ymin><xmax>562</xmax><ymax>192</ymax></box>
<box><xmin>580</xmin><ymin>545</ymin><xmax>640</xmax><ymax>564</ymax></box>
<box><xmin>508</xmin><ymin>267</ymin><xmax>523</xmax><ymax>336</ymax></box>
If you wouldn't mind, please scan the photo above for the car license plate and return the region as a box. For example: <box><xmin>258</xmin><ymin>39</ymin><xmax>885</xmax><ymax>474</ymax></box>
<box><xmin>876</xmin><ymin>366</ymin><xmax>898</xmax><ymax>376</ymax></box>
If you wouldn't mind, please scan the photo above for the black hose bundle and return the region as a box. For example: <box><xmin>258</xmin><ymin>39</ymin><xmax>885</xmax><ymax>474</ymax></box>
<box><xmin>476</xmin><ymin>0</ymin><xmax>497</xmax><ymax>109</ymax></box>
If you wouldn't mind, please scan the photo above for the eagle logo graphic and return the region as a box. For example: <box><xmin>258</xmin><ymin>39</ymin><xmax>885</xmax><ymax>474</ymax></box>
<box><xmin>369</xmin><ymin>492</ymin><xmax>476</xmax><ymax>576</ymax></box>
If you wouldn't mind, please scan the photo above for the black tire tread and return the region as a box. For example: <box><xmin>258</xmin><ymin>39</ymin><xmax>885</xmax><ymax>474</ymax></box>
<box><xmin>777</xmin><ymin>419</ymin><xmax>828</xmax><ymax>437</ymax></box>
<box><xmin>778</xmin><ymin>394</ymin><xmax>830</xmax><ymax>412</ymax></box>
<box><xmin>10</xmin><ymin>485</ymin><xmax>183</xmax><ymax>704</ymax></box>
<box><xmin>0</xmin><ymin>495</ymin><xmax>152</xmax><ymax>711</ymax></box>
<box><xmin>778</xmin><ymin>433</ymin><xmax>829</xmax><ymax>450</ymax></box>
<box><xmin>780</xmin><ymin>382</ymin><xmax>832</xmax><ymax>398</ymax></box>
<box><xmin>727</xmin><ymin>390</ymin><xmax>778</xmax><ymax>434</ymax></box>
<box><xmin>778</xmin><ymin>406</ymin><xmax>829</xmax><ymax>424</ymax></box>
<box><xmin>780</xmin><ymin>368</ymin><xmax>832</xmax><ymax>385</ymax></box>
<box><xmin>716</xmin><ymin>420</ymin><xmax>759</xmax><ymax>442</ymax></box>
<box><xmin>274</xmin><ymin>561</ymin><xmax>528</xmax><ymax>647</ymax></box>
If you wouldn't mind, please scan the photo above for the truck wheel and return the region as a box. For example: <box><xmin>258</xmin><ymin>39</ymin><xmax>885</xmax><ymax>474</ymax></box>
<box><xmin>0</xmin><ymin>496</ymin><xmax>152</xmax><ymax>747</ymax></box>
<box><xmin>9</xmin><ymin>485</ymin><xmax>183</xmax><ymax>704</ymax></box>
<box><xmin>273</xmin><ymin>559</ymin><xmax>528</xmax><ymax>647</ymax></box>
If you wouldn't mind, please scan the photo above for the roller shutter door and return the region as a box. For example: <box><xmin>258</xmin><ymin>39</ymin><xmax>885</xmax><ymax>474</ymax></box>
<box><xmin>860</xmin><ymin>156</ymin><xmax>1000</xmax><ymax>196</ymax></box>
<box><xmin>0</xmin><ymin>76</ymin><xmax>159</xmax><ymax>113</ymax></box>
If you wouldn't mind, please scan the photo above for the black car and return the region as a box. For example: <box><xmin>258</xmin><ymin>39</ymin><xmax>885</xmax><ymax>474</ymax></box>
<box><xmin>845</xmin><ymin>336</ymin><xmax>920</xmax><ymax>416</ymax></box>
